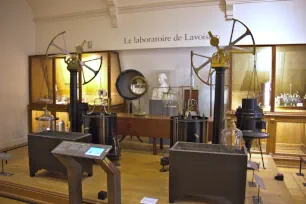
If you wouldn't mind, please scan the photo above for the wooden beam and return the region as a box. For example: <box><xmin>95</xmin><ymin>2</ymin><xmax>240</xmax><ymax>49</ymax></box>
<box><xmin>106</xmin><ymin>0</ymin><xmax>119</xmax><ymax>28</ymax></box>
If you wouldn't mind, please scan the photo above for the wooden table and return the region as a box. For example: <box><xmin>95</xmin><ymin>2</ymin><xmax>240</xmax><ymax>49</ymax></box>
<box><xmin>116</xmin><ymin>113</ymin><xmax>170</xmax><ymax>155</ymax></box>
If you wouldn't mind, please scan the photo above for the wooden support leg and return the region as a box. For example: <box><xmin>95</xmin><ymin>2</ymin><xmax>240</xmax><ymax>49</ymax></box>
<box><xmin>160</xmin><ymin>138</ymin><xmax>163</xmax><ymax>150</ymax></box>
<box><xmin>153</xmin><ymin>137</ymin><xmax>157</xmax><ymax>155</ymax></box>
<box><xmin>54</xmin><ymin>155</ymin><xmax>83</xmax><ymax>204</ymax></box>
<box><xmin>96</xmin><ymin>158</ymin><xmax>121</xmax><ymax>204</ymax></box>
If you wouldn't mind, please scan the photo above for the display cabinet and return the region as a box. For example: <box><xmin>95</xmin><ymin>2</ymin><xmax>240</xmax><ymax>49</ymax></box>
<box><xmin>28</xmin><ymin>51</ymin><xmax>124</xmax><ymax>133</ymax></box>
<box><xmin>228</xmin><ymin>44</ymin><xmax>306</xmax><ymax>165</ymax></box>
<box><xmin>231</xmin><ymin>46</ymin><xmax>272</xmax><ymax>112</ymax></box>
<box><xmin>275</xmin><ymin>46</ymin><xmax>306</xmax><ymax>112</ymax></box>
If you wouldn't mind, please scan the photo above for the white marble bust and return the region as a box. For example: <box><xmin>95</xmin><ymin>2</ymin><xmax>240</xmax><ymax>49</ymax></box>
<box><xmin>152</xmin><ymin>73</ymin><xmax>169</xmax><ymax>100</ymax></box>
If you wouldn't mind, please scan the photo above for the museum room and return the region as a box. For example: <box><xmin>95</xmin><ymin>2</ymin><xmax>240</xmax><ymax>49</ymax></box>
<box><xmin>1</xmin><ymin>0</ymin><xmax>306</xmax><ymax>203</ymax></box>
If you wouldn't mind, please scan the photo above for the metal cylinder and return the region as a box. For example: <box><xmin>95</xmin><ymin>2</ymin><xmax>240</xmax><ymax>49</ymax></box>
<box><xmin>212</xmin><ymin>68</ymin><xmax>225</xmax><ymax>144</ymax></box>
<box><xmin>235</xmin><ymin>98</ymin><xmax>265</xmax><ymax>131</ymax></box>
<box><xmin>83</xmin><ymin>113</ymin><xmax>119</xmax><ymax>160</ymax></box>
<box><xmin>69</xmin><ymin>70</ymin><xmax>78</xmax><ymax>132</ymax></box>
<box><xmin>58</xmin><ymin>120</ymin><xmax>65</xmax><ymax>132</ymax></box>
<box><xmin>170</xmin><ymin>115</ymin><xmax>208</xmax><ymax>147</ymax></box>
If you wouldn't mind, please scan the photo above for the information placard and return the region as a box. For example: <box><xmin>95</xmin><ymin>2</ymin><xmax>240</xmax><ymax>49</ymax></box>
<box><xmin>52</xmin><ymin>141</ymin><xmax>112</xmax><ymax>160</ymax></box>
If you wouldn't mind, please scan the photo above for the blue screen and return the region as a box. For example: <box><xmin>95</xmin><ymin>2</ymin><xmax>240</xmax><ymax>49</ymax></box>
<box><xmin>85</xmin><ymin>147</ymin><xmax>105</xmax><ymax>156</ymax></box>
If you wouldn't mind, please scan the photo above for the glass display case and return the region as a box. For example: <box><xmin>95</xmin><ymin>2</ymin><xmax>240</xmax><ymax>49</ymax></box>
<box><xmin>275</xmin><ymin>46</ymin><xmax>306</xmax><ymax>112</ymax></box>
<box><xmin>55</xmin><ymin>111</ymin><xmax>70</xmax><ymax>132</ymax></box>
<box><xmin>35</xmin><ymin>107</ymin><xmax>57</xmax><ymax>132</ymax></box>
<box><xmin>28</xmin><ymin>51</ymin><xmax>124</xmax><ymax>132</ymax></box>
<box><xmin>231</xmin><ymin>46</ymin><xmax>272</xmax><ymax>112</ymax></box>
<box><xmin>31</xmin><ymin>110</ymin><xmax>45</xmax><ymax>133</ymax></box>
<box><xmin>229</xmin><ymin>45</ymin><xmax>306</xmax><ymax>160</ymax></box>
<box><xmin>81</xmin><ymin>52</ymin><xmax>108</xmax><ymax>105</ymax></box>
<box><xmin>30</xmin><ymin>56</ymin><xmax>53</xmax><ymax>104</ymax></box>
<box><xmin>273</xmin><ymin>46</ymin><xmax>306</xmax><ymax>155</ymax></box>
<box><xmin>55</xmin><ymin>57</ymin><xmax>70</xmax><ymax>104</ymax></box>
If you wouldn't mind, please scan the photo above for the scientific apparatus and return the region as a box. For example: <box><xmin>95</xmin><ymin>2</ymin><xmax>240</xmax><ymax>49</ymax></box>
<box><xmin>221</xmin><ymin>120</ymin><xmax>243</xmax><ymax>149</ymax></box>
<box><xmin>83</xmin><ymin>89</ymin><xmax>120</xmax><ymax>162</ymax></box>
<box><xmin>235</xmin><ymin>98</ymin><xmax>269</xmax><ymax>168</ymax></box>
<box><xmin>35</xmin><ymin>107</ymin><xmax>58</xmax><ymax>132</ymax></box>
<box><xmin>44</xmin><ymin>31</ymin><xmax>102</xmax><ymax>132</ymax></box>
<box><xmin>191</xmin><ymin>18</ymin><xmax>256</xmax><ymax>144</ymax></box>
<box><xmin>116</xmin><ymin>69</ymin><xmax>148</xmax><ymax>116</ymax></box>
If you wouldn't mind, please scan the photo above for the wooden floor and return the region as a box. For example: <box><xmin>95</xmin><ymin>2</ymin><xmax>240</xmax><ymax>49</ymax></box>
<box><xmin>0</xmin><ymin>145</ymin><xmax>298</xmax><ymax>204</ymax></box>
<box><xmin>278</xmin><ymin>167</ymin><xmax>306</xmax><ymax>204</ymax></box>
<box><xmin>0</xmin><ymin>197</ymin><xmax>27</xmax><ymax>204</ymax></box>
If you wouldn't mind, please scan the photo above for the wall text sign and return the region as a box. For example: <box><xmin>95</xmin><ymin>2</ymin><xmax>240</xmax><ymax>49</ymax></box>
<box><xmin>124</xmin><ymin>34</ymin><xmax>219</xmax><ymax>44</ymax></box>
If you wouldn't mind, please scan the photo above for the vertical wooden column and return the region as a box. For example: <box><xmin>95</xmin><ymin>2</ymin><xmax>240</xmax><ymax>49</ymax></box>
<box><xmin>271</xmin><ymin>46</ymin><xmax>276</xmax><ymax>112</ymax></box>
<box><xmin>229</xmin><ymin>53</ymin><xmax>233</xmax><ymax>111</ymax></box>
<box><xmin>78</xmin><ymin>54</ymin><xmax>82</xmax><ymax>103</ymax></box>
<box><xmin>268</xmin><ymin>118</ymin><xmax>277</xmax><ymax>154</ymax></box>
<box><xmin>53</xmin><ymin>155</ymin><xmax>83</xmax><ymax>204</ymax></box>
<box><xmin>96</xmin><ymin>158</ymin><xmax>121</xmax><ymax>204</ymax></box>
<box><xmin>52</xmin><ymin>58</ymin><xmax>56</xmax><ymax>105</ymax></box>
<box><xmin>108</xmin><ymin>52</ymin><xmax>112</xmax><ymax>109</ymax></box>
<box><xmin>29</xmin><ymin>56</ymin><xmax>33</xmax><ymax>104</ymax></box>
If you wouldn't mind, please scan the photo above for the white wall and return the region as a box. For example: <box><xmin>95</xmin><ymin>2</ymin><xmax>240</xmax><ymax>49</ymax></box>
<box><xmin>235</xmin><ymin>0</ymin><xmax>306</xmax><ymax>45</ymax></box>
<box><xmin>34</xmin><ymin>0</ymin><xmax>306</xmax><ymax>53</ymax></box>
<box><xmin>32</xmin><ymin>0</ymin><xmax>305</xmax><ymax>116</ymax></box>
<box><xmin>0</xmin><ymin>0</ymin><xmax>35</xmax><ymax>149</ymax></box>
<box><xmin>119</xmin><ymin>46</ymin><xmax>222</xmax><ymax>116</ymax></box>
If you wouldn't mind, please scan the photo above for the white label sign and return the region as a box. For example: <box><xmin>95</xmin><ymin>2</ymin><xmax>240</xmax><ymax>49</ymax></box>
<box><xmin>140</xmin><ymin>197</ymin><xmax>158</xmax><ymax>204</ymax></box>
<box><xmin>250</xmin><ymin>161</ymin><xmax>259</xmax><ymax>170</ymax></box>
<box><xmin>255</xmin><ymin>174</ymin><xmax>266</xmax><ymax>190</ymax></box>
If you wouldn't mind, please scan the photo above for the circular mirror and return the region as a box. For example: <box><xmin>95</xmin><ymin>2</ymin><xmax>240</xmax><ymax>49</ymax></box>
<box><xmin>129</xmin><ymin>76</ymin><xmax>148</xmax><ymax>96</ymax></box>
<box><xmin>115</xmin><ymin>69</ymin><xmax>144</xmax><ymax>100</ymax></box>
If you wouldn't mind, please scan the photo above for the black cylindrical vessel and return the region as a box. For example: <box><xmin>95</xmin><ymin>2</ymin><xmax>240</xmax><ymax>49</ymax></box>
<box><xmin>235</xmin><ymin>98</ymin><xmax>268</xmax><ymax>152</ymax></box>
<box><xmin>170</xmin><ymin>115</ymin><xmax>208</xmax><ymax>147</ymax></box>
<box><xmin>69</xmin><ymin>70</ymin><xmax>78</xmax><ymax>132</ymax></box>
<box><xmin>83</xmin><ymin>113</ymin><xmax>120</xmax><ymax>161</ymax></box>
<box><xmin>212</xmin><ymin>68</ymin><xmax>225</xmax><ymax>144</ymax></box>
<box><xmin>235</xmin><ymin>98</ymin><xmax>265</xmax><ymax>131</ymax></box>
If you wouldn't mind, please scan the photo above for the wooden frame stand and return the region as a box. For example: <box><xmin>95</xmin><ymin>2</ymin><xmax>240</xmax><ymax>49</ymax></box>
<box><xmin>54</xmin><ymin>155</ymin><xmax>121</xmax><ymax>204</ymax></box>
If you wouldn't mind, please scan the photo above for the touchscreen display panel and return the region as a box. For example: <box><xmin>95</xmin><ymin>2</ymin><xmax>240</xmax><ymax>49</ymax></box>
<box><xmin>85</xmin><ymin>147</ymin><xmax>105</xmax><ymax>156</ymax></box>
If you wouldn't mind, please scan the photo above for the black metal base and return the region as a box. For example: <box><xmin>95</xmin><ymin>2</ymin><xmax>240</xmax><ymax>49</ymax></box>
<box><xmin>119</xmin><ymin>135</ymin><xmax>143</xmax><ymax>143</ymax></box>
<box><xmin>98</xmin><ymin>191</ymin><xmax>107</xmax><ymax>200</ymax></box>
<box><xmin>247</xmin><ymin>161</ymin><xmax>260</xmax><ymax>170</ymax></box>
<box><xmin>252</xmin><ymin>196</ymin><xmax>263</xmax><ymax>204</ymax></box>
<box><xmin>160</xmin><ymin>157</ymin><xmax>169</xmax><ymax>172</ymax></box>
<box><xmin>296</xmin><ymin>173</ymin><xmax>304</xmax><ymax>176</ymax></box>
<box><xmin>248</xmin><ymin>181</ymin><xmax>257</xmax><ymax>187</ymax></box>
<box><xmin>0</xmin><ymin>172</ymin><xmax>13</xmax><ymax>176</ymax></box>
<box><xmin>159</xmin><ymin>167</ymin><xmax>167</xmax><ymax>172</ymax></box>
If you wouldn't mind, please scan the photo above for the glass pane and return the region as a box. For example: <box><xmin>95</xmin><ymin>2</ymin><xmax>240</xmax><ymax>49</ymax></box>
<box><xmin>250</xmin><ymin>139</ymin><xmax>267</xmax><ymax>154</ymax></box>
<box><xmin>110</xmin><ymin>52</ymin><xmax>124</xmax><ymax>105</ymax></box>
<box><xmin>250</xmin><ymin>120</ymin><xmax>269</xmax><ymax>154</ymax></box>
<box><xmin>275</xmin><ymin>122</ymin><xmax>306</xmax><ymax>155</ymax></box>
<box><xmin>31</xmin><ymin>110</ymin><xmax>45</xmax><ymax>133</ymax></box>
<box><xmin>55</xmin><ymin>58</ymin><xmax>70</xmax><ymax>104</ymax></box>
<box><xmin>31</xmin><ymin>56</ymin><xmax>53</xmax><ymax>104</ymax></box>
<box><xmin>81</xmin><ymin>53</ymin><xmax>108</xmax><ymax>105</ymax></box>
<box><xmin>275</xmin><ymin>46</ymin><xmax>306</xmax><ymax>112</ymax></box>
<box><xmin>231</xmin><ymin>47</ymin><xmax>272</xmax><ymax>111</ymax></box>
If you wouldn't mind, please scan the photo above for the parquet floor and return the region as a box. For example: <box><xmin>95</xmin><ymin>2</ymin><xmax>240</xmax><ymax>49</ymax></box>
<box><xmin>0</xmin><ymin>140</ymin><xmax>301</xmax><ymax>204</ymax></box>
